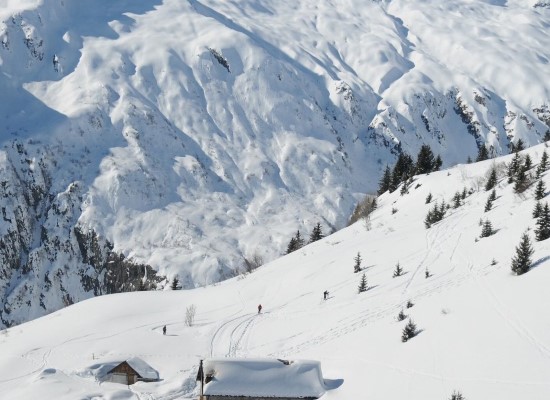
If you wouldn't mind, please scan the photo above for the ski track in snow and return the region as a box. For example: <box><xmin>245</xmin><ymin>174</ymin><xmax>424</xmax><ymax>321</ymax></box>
<box><xmin>471</xmin><ymin>263</ymin><xmax>550</xmax><ymax>361</ymax></box>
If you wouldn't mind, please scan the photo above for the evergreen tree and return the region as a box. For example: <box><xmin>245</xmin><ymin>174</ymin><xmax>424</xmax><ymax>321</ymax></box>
<box><xmin>353</xmin><ymin>252</ymin><xmax>362</xmax><ymax>273</ymax></box>
<box><xmin>535</xmin><ymin>203</ymin><xmax>550</xmax><ymax>241</ymax></box>
<box><xmin>485</xmin><ymin>167</ymin><xmax>498</xmax><ymax>191</ymax></box>
<box><xmin>390</xmin><ymin>153</ymin><xmax>414</xmax><ymax>192</ymax></box>
<box><xmin>453</xmin><ymin>191</ymin><xmax>461</xmax><ymax>208</ymax></box>
<box><xmin>507</xmin><ymin>152</ymin><xmax>522</xmax><ymax>183</ymax></box>
<box><xmin>138</xmin><ymin>280</ymin><xmax>146</xmax><ymax>291</ymax></box>
<box><xmin>400</xmin><ymin>180</ymin><xmax>409</xmax><ymax>196</ymax></box>
<box><xmin>425</xmin><ymin>268</ymin><xmax>431</xmax><ymax>278</ymax></box>
<box><xmin>393</xmin><ymin>262</ymin><xmax>403</xmax><ymax>277</ymax></box>
<box><xmin>434</xmin><ymin>155</ymin><xmax>443</xmax><ymax>171</ymax></box>
<box><xmin>476</xmin><ymin>145</ymin><xmax>489</xmax><ymax>162</ymax></box>
<box><xmin>545</xmin><ymin>130</ymin><xmax>550</xmax><ymax>142</ymax></box>
<box><xmin>461</xmin><ymin>187</ymin><xmax>467</xmax><ymax>200</ymax></box>
<box><xmin>358</xmin><ymin>273</ymin><xmax>368</xmax><ymax>293</ymax></box>
<box><xmin>294</xmin><ymin>230</ymin><xmax>305</xmax><ymax>249</ymax></box>
<box><xmin>378</xmin><ymin>165</ymin><xmax>392</xmax><ymax>195</ymax></box>
<box><xmin>425</xmin><ymin>192</ymin><xmax>433</xmax><ymax>204</ymax></box>
<box><xmin>467</xmin><ymin>156</ymin><xmax>472</xmax><ymax>164</ymax></box>
<box><xmin>511</xmin><ymin>232</ymin><xmax>534</xmax><ymax>275</ymax></box>
<box><xmin>287</xmin><ymin>230</ymin><xmax>305</xmax><ymax>254</ymax></box>
<box><xmin>513</xmin><ymin>167</ymin><xmax>529</xmax><ymax>194</ymax></box>
<box><xmin>540</xmin><ymin>150</ymin><xmax>549</xmax><ymax>172</ymax></box>
<box><xmin>480</xmin><ymin>219</ymin><xmax>494</xmax><ymax>238</ymax></box>
<box><xmin>533</xmin><ymin>200</ymin><xmax>544</xmax><ymax>219</ymax></box>
<box><xmin>170</xmin><ymin>276</ymin><xmax>180</xmax><ymax>290</ymax></box>
<box><xmin>415</xmin><ymin>144</ymin><xmax>436</xmax><ymax>174</ymax></box>
<box><xmin>484</xmin><ymin>190</ymin><xmax>496</xmax><ymax>212</ymax></box>
<box><xmin>424</xmin><ymin>208</ymin><xmax>434</xmax><ymax>229</ymax></box>
<box><xmin>397</xmin><ymin>309</ymin><xmax>407</xmax><ymax>321</ymax></box>
<box><xmin>401</xmin><ymin>319</ymin><xmax>418</xmax><ymax>342</ymax></box>
<box><xmin>286</xmin><ymin>237</ymin><xmax>297</xmax><ymax>254</ymax></box>
<box><xmin>512</xmin><ymin>138</ymin><xmax>525</xmax><ymax>153</ymax></box>
<box><xmin>449</xmin><ymin>391</ymin><xmax>466</xmax><ymax>400</ymax></box>
<box><xmin>406</xmin><ymin>300</ymin><xmax>414</xmax><ymax>308</ymax></box>
<box><xmin>309</xmin><ymin>222</ymin><xmax>324</xmax><ymax>243</ymax></box>
<box><xmin>534</xmin><ymin>179</ymin><xmax>546</xmax><ymax>200</ymax></box>
<box><xmin>524</xmin><ymin>154</ymin><xmax>533</xmax><ymax>171</ymax></box>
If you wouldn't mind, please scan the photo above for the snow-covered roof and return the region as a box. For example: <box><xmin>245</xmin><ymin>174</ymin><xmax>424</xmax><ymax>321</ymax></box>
<box><xmin>203</xmin><ymin>358</ymin><xmax>326</xmax><ymax>398</ymax></box>
<box><xmin>123</xmin><ymin>357</ymin><xmax>159</xmax><ymax>380</ymax></box>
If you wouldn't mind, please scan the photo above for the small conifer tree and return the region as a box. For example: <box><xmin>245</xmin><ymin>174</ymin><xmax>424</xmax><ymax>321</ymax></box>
<box><xmin>434</xmin><ymin>155</ymin><xmax>443</xmax><ymax>171</ymax></box>
<box><xmin>449</xmin><ymin>390</ymin><xmax>466</xmax><ymax>400</ymax></box>
<box><xmin>286</xmin><ymin>237</ymin><xmax>298</xmax><ymax>254</ymax></box>
<box><xmin>393</xmin><ymin>262</ymin><xmax>403</xmax><ymax>277</ymax></box>
<box><xmin>513</xmin><ymin>167</ymin><xmax>529</xmax><ymax>194</ymax></box>
<box><xmin>539</xmin><ymin>150</ymin><xmax>548</xmax><ymax>172</ymax></box>
<box><xmin>511</xmin><ymin>232</ymin><xmax>534</xmax><ymax>275</ymax></box>
<box><xmin>309</xmin><ymin>222</ymin><xmax>324</xmax><ymax>243</ymax></box>
<box><xmin>378</xmin><ymin>165</ymin><xmax>392</xmax><ymax>195</ymax></box>
<box><xmin>533</xmin><ymin>200</ymin><xmax>543</xmax><ymax>219</ymax></box>
<box><xmin>480</xmin><ymin>219</ymin><xmax>494</xmax><ymax>238</ymax></box>
<box><xmin>484</xmin><ymin>195</ymin><xmax>493</xmax><ymax>212</ymax></box>
<box><xmin>353</xmin><ymin>252</ymin><xmax>362</xmax><ymax>273</ymax></box>
<box><xmin>461</xmin><ymin>187</ymin><xmax>467</xmax><ymax>200</ymax></box>
<box><xmin>535</xmin><ymin>203</ymin><xmax>550</xmax><ymax>241</ymax></box>
<box><xmin>425</xmin><ymin>192</ymin><xmax>433</xmax><ymax>204</ymax></box>
<box><xmin>406</xmin><ymin>300</ymin><xmax>414</xmax><ymax>308</ymax></box>
<box><xmin>485</xmin><ymin>167</ymin><xmax>498</xmax><ymax>191</ymax></box>
<box><xmin>401</xmin><ymin>319</ymin><xmax>418</xmax><ymax>342</ymax></box>
<box><xmin>171</xmin><ymin>276</ymin><xmax>180</xmax><ymax>290</ymax></box>
<box><xmin>508</xmin><ymin>152</ymin><xmax>522</xmax><ymax>183</ymax></box>
<box><xmin>524</xmin><ymin>154</ymin><xmax>533</xmax><ymax>171</ymax></box>
<box><xmin>358</xmin><ymin>273</ymin><xmax>368</xmax><ymax>293</ymax></box>
<box><xmin>476</xmin><ymin>145</ymin><xmax>489</xmax><ymax>162</ymax></box>
<box><xmin>453</xmin><ymin>192</ymin><xmax>461</xmax><ymax>208</ymax></box>
<box><xmin>534</xmin><ymin>179</ymin><xmax>546</xmax><ymax>200</ymax></box>
<box><xmin>397</xmin><ymin>309</ymin><xmax>407</xmax><ymax>321</ymax></box>
<box><xmin>425</xmin><ymin>268</ymin><xmax>431</xmax><ymax>278</ymax></box>
<box><xmin>513</xmin><ymin>138</ymin><xmax>525</xmax><ymax>153</ymax></box>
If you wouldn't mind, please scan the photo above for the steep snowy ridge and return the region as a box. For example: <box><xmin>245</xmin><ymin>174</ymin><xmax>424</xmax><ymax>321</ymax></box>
<box><xmin>0</xmin><ymin>143</ymin><xmax>549</xmax><ymax>399</ymax></box>
<box><xmin>1</xmin><ymin>0</ymin><xmax>550</xmax><ymax>327</ymax></box>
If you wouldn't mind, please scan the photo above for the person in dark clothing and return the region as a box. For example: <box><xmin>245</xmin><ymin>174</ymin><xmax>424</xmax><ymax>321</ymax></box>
<box><xmin>258</xmin><ymin>304</ymin><xmax>262</xmax><ymax>314</ymax></box>
<box><xmin>163</xmin><ymin>325</ymin><xmax>167</xmax><ymax>335</ymax></box>
<box><xmin>323</xmin><ymin>290</ymin><xmax>329</xmax><ymax>300</ymax></box>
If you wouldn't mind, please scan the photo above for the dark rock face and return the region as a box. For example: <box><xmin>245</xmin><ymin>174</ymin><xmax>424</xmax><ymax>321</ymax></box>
<box><xmin>0</xmin><ymin>141</ymin><xmax>164</xmax><ymax>328</ymax></box>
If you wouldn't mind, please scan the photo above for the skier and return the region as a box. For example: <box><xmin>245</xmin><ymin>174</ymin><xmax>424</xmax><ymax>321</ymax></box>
<box><xmin>258</xmin><ymin>304</ymin><xmax>262</xmax><ymax>314</ymax></box>
<box><xmin>163</xmin><ymin>325</ymin><xmax>167</xmax><ymax>335</ymax></box>
<box><xmin>323</xmin><ymin>290</ymin><xmax>329</xmax><ymax>300</ymax></box>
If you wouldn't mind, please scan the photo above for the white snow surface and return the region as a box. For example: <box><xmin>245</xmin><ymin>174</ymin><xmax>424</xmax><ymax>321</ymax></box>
<box><xmin>0</xmin><ymin>144</ymin><xmax>550</xmax><ymax>399</ymax></box>
<box><xmin>1</xmin><ymin>0</ymin><xmax>550</xmax><ymax>324</ymax></box>
<box><xmin>125</xmin><ymin>357</ymin><xmax>160</xmax><ymax>381</ymax></box>
<box><xmin>203</xmin><ymin>358</ymin><xmax>326</xmax><ymax>398</ymax></box>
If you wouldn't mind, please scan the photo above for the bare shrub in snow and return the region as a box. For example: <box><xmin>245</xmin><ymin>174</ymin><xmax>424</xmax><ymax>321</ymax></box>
<box><xmin>185</xmin><ymin>304</ymin><xmax>197</xmax><ymax>327</ymax></box>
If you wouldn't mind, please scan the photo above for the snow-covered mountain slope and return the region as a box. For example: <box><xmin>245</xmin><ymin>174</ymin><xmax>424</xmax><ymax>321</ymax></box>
<box><xmin>1</xmin><ymin>144</ymin><xmax>549</xmax><ymax>399</ymax></box>
<box><xmin>1</xmin><ymin>0</ymin><xmax>550</xmax><ymax>327</ymax></box>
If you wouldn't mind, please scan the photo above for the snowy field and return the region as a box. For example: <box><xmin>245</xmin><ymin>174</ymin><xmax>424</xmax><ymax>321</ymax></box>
<box><xmin>1</xmin><ymin>144</ymin><xmax>549</xmax><ymax>399</ymax></box>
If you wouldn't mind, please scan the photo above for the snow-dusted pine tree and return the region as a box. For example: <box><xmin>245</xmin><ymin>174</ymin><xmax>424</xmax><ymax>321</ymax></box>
<box><xmin>511</xmin><ymin>232</ymin><xmax>534</xmax><ymax>275</ymax></box>
<box><xmin>353</xmin><ymin>252</ymin><xmax>362</xmax><ymax>273</ymax></box>
<box><xmin>358</xmin><ymin>273</ymin><xmax>368</xmax><ymax>293</ymax></box>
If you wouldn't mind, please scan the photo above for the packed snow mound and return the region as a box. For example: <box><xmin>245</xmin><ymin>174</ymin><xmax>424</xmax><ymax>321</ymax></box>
<box><xmin>0</xmin><ymin>0</ymin><xmax>550</xmax><ymax>326</ymax></box>
<box><xmin>203</xmin><ymin>358</ymin><xmax>326</xmax><ymax>398</ymax></box>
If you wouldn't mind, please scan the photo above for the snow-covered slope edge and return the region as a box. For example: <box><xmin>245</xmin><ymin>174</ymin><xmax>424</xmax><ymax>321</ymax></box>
<box><xmin>1</xmin><ymin>0</ymin><xmax>550</xmax><ymax>327</ymax></box>
<box><xmin>0</xmin><ymin>143</ymin><xmax>549</xmax><ymax>399</ymax></box>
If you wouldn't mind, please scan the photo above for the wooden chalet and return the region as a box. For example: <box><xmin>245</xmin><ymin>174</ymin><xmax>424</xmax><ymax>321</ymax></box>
<box><xmin>104</xmin><ymin>357</ymin><xmax>159</xmax><ymax>385</ymax></box>
<box><xmin>196</xmin><ymin>358</ymin><xmax>326</xmax><ymax>400</ymax></box>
